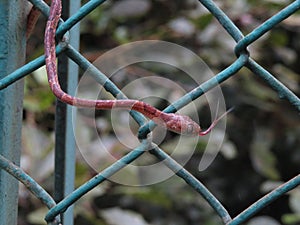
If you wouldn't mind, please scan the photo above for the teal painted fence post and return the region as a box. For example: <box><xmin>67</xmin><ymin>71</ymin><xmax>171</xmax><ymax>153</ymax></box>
<box><xmin>0</xmin><ymin>1</ymin><xmax>26</xmax><ymax>224</ymax></box>
<box><xmin>54</xmin><ymin>0</ymin><xmax>80</xmax><ymax>224</ymax></box>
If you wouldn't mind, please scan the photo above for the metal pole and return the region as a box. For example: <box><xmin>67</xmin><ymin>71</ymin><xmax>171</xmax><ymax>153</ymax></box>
<box><xmin>0</xmin><ymin>1</ymin><xmax>26</xmax><ymax>224</ymax></box>
<box><xmin>54</xmin><ymin>0</ymin><xmax>80</xmax><ymax>224</ymax></box>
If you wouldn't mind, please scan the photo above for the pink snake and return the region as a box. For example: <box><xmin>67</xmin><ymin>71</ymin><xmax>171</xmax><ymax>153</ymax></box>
<box><xmin>44</xmin><ymin>0</ymin><xmax>228</xmax><ymax>136</ymax></box>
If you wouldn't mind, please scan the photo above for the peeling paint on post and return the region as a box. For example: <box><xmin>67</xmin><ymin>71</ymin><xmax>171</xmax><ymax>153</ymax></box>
<box><xmin>0</xmin><ymin>1</ymin><xmax>26</xmax><ymax>224</ymax></box>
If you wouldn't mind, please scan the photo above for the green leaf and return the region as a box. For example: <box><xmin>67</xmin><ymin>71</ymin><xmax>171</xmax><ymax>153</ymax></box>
<box><xmin>250</xmin><ymin>128</ymin><xmax>280</xmax><ymax>180</ymax></box>
<box><xmin>192</xmin><ymin>13</ymin><xmax>214</xmax><ymax>30</ymax></box>
<box><xmin>282</xmin><ymin>213</ymin><xmax>300</xmax><ymax>225</ymax></box>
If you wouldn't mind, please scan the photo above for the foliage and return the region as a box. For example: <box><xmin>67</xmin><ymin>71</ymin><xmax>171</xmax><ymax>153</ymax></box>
<box><xmin>23</xmin><ymin>0</ymin><xmax>300</xmax><ymax>224</ymax></box>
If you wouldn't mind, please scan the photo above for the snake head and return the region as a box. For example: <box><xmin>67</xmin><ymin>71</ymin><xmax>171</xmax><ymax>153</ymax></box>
<box><xmin>153</xmin><ymin>107</ymin><xmax>233</xmax><ymax>136</ymax></box>
<box><xmin>162</xmin><ymin>114</ymin><xmax>201</xmax><ymax>136</ymax></box>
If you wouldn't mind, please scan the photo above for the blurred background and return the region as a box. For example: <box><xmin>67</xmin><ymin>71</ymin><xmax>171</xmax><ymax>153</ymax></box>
<box><xmin>23</xmin><ymin>0</ymin><xmax>300</xmax><ymax>224</ymax></box>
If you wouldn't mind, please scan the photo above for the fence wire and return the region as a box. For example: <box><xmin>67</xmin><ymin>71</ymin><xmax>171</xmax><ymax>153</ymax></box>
<box><xmin>0</xmin><ymin>0</ymin><xmax>300</xmax><ymax>224</ymax></box>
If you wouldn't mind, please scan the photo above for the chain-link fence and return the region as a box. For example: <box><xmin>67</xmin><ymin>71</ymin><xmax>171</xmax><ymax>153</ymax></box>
<box><xmin>0</xmin><ymin>0</ymin><xmax>299</xmax><ymax>225</ymax></box>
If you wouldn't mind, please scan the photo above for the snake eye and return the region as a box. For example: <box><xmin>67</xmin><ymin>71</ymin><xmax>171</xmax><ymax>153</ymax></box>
<box><xmin>186</xmin><ymin>124</ymin><xmax>194</xmax><ymax>135</ymax></box>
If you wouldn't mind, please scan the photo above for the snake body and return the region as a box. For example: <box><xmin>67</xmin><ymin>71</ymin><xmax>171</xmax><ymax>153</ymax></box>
<box><xmin>43</xmin><ymin>0</ymin><xmax>221</xmax><ymax>136</ymax></box>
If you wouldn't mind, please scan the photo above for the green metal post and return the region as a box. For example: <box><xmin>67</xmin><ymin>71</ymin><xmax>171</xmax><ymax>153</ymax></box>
<box><xmin>0</xmin><ymin>1</ymin><xmax>26</xmax><ymax>224</ymax></box>
<box><xmin>54</xmin><ymin>0</ymin><xmax>80</xmax><ymax>224</ymax></box>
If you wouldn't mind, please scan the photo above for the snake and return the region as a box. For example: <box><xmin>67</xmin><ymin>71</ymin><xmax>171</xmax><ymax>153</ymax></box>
<box><xmin>41</xmin><ymin>0</ymin><xmax>227</xmax><ymax>136</ymax></box>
